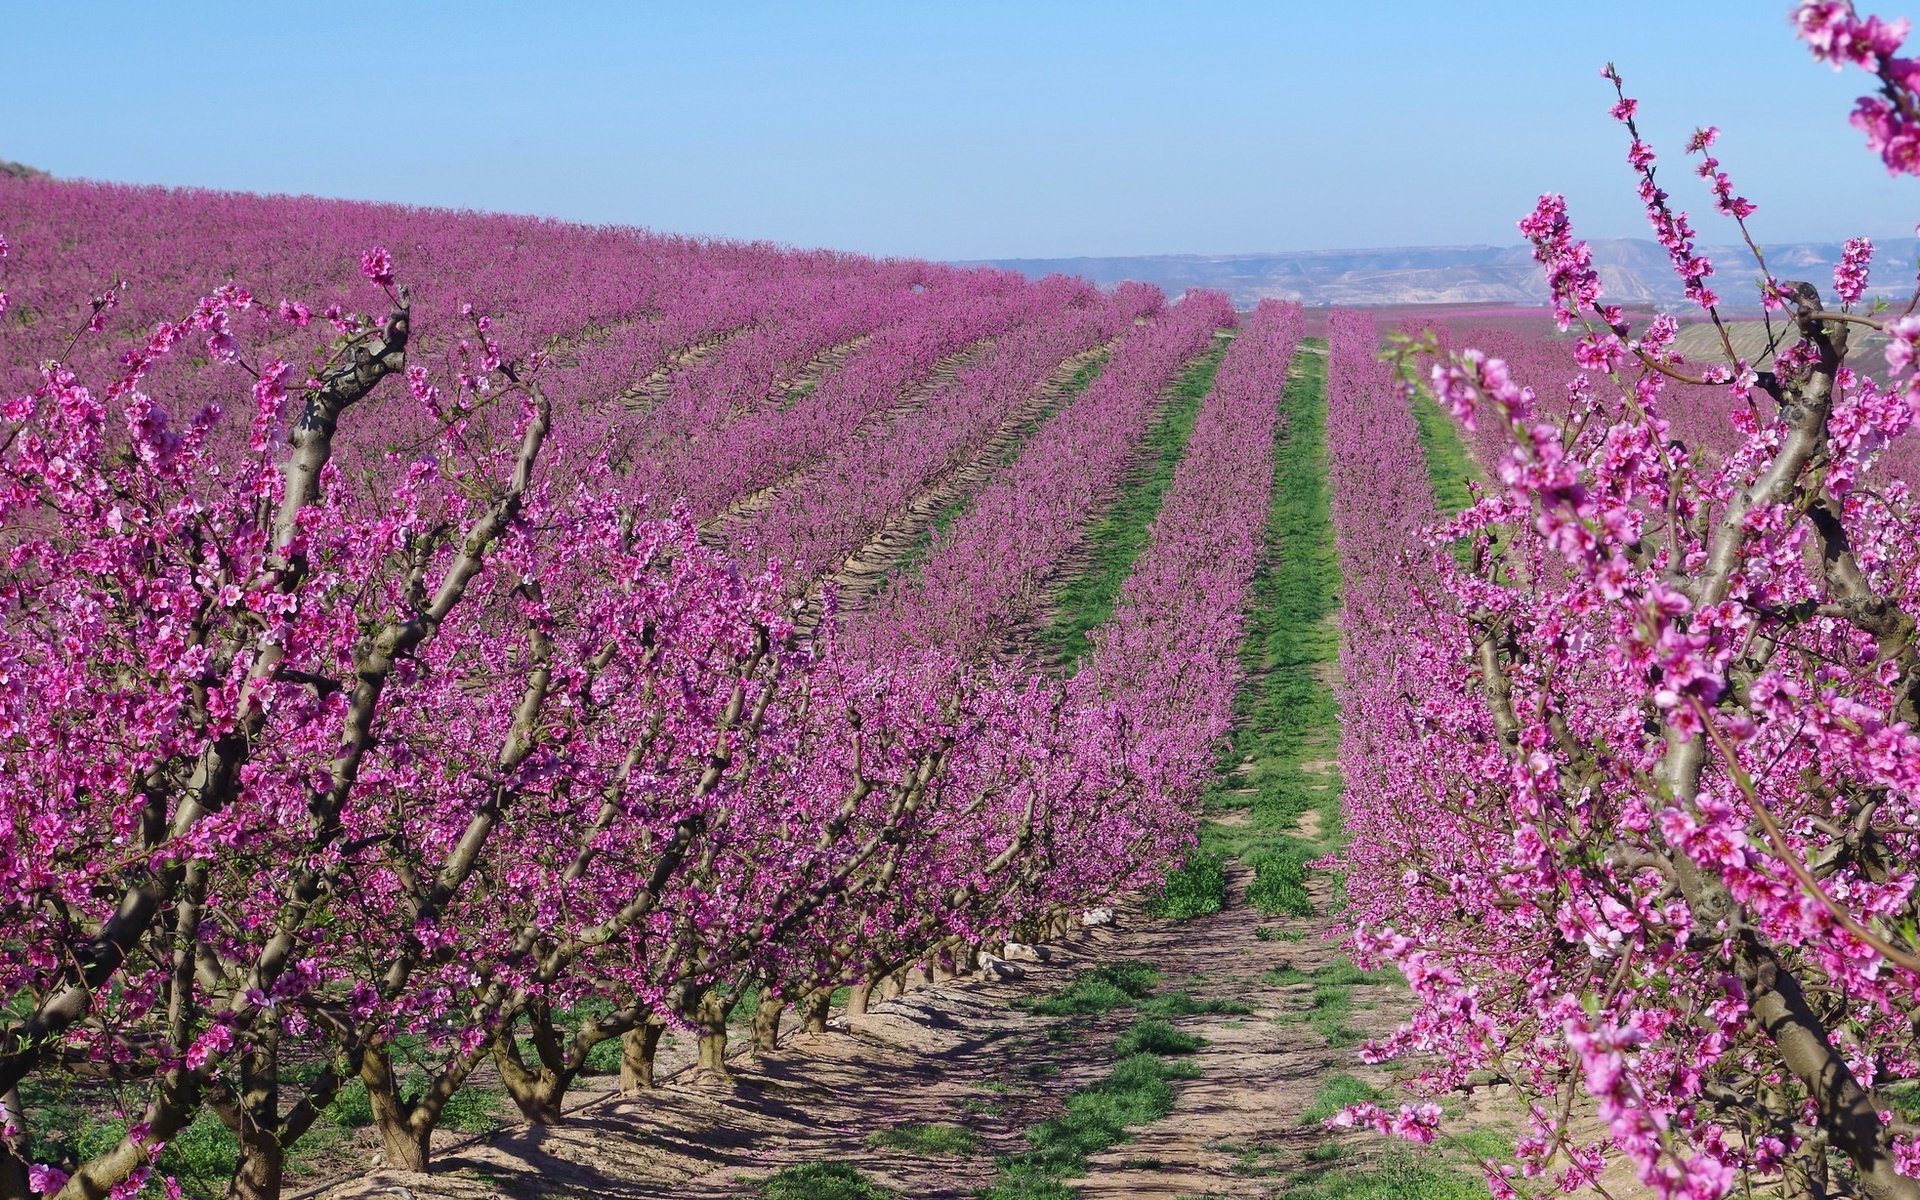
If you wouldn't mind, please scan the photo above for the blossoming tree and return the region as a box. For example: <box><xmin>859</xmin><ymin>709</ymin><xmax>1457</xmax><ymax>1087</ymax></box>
<box><xmin>1340</xmin><ymin>6</ymin><xmax>1920</xmax><ymax>1198</ymax></box>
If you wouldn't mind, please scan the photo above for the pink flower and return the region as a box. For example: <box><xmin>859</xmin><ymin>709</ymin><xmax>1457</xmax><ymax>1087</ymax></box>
<box><xmin>359</xmin><ymin>245</ymin><xmax>395</xmax><ymax>288</ymax></box>
<box><xmin>184</xmin><ymin>1022</ymin><xmax>234</xmax><ymax>1070</ymax></box>
<box><xmin>1835</xmin><ymin>235</ymin><xmax>1874</xmax><ymax>305</ymax></box>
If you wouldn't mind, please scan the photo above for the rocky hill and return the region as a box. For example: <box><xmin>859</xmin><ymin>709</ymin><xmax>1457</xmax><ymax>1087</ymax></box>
<box><xmin>963</xmin><ymin>238</ymin><xmax>1920</xmax><ymax>310</ymax></box>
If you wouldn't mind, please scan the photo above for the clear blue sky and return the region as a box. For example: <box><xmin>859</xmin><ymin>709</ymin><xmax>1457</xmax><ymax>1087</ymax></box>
<box><xmin>4</xmin><ymin>2</ymin><xmax>1911</xmax><ymax>259</ymax></box>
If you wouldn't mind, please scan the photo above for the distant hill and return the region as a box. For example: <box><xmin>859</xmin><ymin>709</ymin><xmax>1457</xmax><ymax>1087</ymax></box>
<box><xmin>961</xmin><ymin>238</ymin><xmax>1920</xmax><ymax>310</ymax></box>
<box><xmin>0</xmin><ymin>159</ymin><xmax>49</xmax><ymax>181</ymax></box>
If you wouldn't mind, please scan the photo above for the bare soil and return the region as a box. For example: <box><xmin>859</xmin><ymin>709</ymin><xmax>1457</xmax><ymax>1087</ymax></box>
<box><xmin>621</xmin><ymin>330</ymin><xmax>745</xmax><ymax>410</ymax></box>
<box><xmin>315</xmin><ymin>863</ymin><xmax>1377</xmax><ymax>1200</ymax></box>
<box><xmin>702</xmin><ymin>336</ymin><xmax>999</xmax><ymax>536</ymax></box>
<box><xmin>811</xmin><ymin>336</ymin><xmax>1121</xmax><ymax>627</ymax></box>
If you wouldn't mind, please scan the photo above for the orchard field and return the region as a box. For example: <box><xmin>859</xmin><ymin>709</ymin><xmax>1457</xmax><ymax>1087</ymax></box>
<box><xmin>9</xmin><ymin>4</ymin><xmax>1920</xmax><ymax>1200</ymax></box>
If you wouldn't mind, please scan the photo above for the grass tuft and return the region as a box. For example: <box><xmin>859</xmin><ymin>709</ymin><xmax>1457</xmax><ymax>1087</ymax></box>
<box><xmin>1020</xmin><ymin>963</ymin><xmax>1158</xmax><ymax>1017</ymax></box>
<box><xmin>867</xmin><ymin>1122</ymin><xmax>981</xmax><ymax>1156</ymax></box>
<box><xmin>1146</xmin><ymin>850</ymin><xmax>1228</xmax><ymax>919</ymax></box>
<box><xmin>759</xmin><ymin>1163</ymin><xmax>893</xmax><ymax>1200</ymax></box>
<box><xmin>1139</xmin><ymin>990</ymin><xmax>1254</xmax><ymax>1018</ymax></box>
<box><xmin>979</xmin><ymin>1009</ymin><xmax>1202</xmax><ymax>1199</ymax></box>
<box><xmin>1299</xmin><ymin>1074</ymin><xmax>1384</xmax><ymax>1127</ymax></box>
<box><xmin>1114</xmin><ymin>1017</ymin><xmax>1205</xmax><ymax>1056</ymax></box>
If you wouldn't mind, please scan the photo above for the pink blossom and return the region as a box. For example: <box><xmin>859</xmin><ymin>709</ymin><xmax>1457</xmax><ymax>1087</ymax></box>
<box><xmin>359</xmin><ymin>245</ymin><xmax>395</xmax><ymax>288</ymax></box>
<box><xmin>1835</xmin><ymin>235</ymin><xmax>1875</xmax><ymax>305</ymax></box>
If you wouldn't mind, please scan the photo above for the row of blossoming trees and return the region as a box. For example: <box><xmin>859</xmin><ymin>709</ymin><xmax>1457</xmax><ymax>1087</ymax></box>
<box><xmin>1332</xmin><ymin>5</ymin><xmax>1920</xmax><ymax>1199</ymax></box>
<box><xmin>0</xmin><ymin>166</ymin><xmax>1304</xmax><ymax>1200</ymax></box>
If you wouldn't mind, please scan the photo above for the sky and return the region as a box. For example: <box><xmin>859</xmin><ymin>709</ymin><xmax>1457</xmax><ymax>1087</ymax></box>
<box><xmin>4</xmin><ymin>1</ymin><xmax>1915</xmax><ymax>260</ymax></box>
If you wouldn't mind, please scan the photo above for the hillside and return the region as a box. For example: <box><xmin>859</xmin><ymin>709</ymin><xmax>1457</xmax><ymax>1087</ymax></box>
<box><xmin>964</xmin><ymin>236</ymin><xmax>1920</xmax><ymax>309</ymax></box>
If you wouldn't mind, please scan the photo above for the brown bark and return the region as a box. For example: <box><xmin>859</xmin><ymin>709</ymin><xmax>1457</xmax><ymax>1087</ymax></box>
<box><xmin>620</xmin><ymin>1024</ymin><xmax>663</xmax><ymax>1093</ymax></box>
<box><xmin>751</xmin><ymin>994</ymin><xmax>785</xmax><ymax>1051</ymax></box>
<box><xmin>800</xmin><ymin>987</ymin><xmax>834</xmax><ymax>1034</ymax></box>
<box><xmin>361</xmin><ymin>1047</ymin><xmax>429</xmax><ymax>1173</ymax></box>
<box><xmin>0</xmin><ymin>1091</ymin><xmax>27</xmax><ymax>1200</ymax></box>
<box><xmin>1781</xmin><ymin>1141</ymin><xmax>1830</xmax><ymax>1200</ymax></box>
<box><xmin>221</xmin><ymin>1036</ymin><xmax>283</xmax><ymax>1200</ymax></box>
<box><xmin>491</xmin><ymin>1029</ymin><xmax>571</xmax><ymax>1125</ymax></box>
<box><xmin>932</xmin><ymin>945</ymin><xmax>957</xmax><ymax>982</ymax></box>
<box><xmin>1734</xmin><ymin>931</ymin><xmax>1915</xmax><ymax>1200</ymax></box>
<box><xmin>692</xmin><ymin>991</ymin><xmax>732</xmax><ymax>1081</ymax></box>
<box><xmin>846</xmin><ymin>980</ymin><xmax>874</xmax><ymax>1018</ymax></box>
<box><xmin>224</xmin><ymin>1126</ymin><xmax>283</xmax><ymax>1200</ymax></box>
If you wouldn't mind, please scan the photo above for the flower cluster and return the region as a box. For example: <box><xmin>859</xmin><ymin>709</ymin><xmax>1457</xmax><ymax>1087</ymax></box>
<box><xmin>1335</xmin><ymin>32</ymin><xmax>1920</xmax><ymax>1200</ymax></box>
<box><xmin>1797</xmin><ymin>1</ymin><xmax>1920</xmax><ymax>173</ymax></box>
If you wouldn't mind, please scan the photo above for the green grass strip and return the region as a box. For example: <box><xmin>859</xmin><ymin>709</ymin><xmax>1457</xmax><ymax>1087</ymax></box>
<box><xmin>1408</xmin><ymin>387</ymin><xmax>1483</xmax><ymax>570</ymax></box>
<box><xmin>1261</xmin><ymin>364</ymin><xmax>1500</xmax><ymax>1200</ymax></box>
<box><xmin>1042</xmin><ymin>338</ymin><xmax>1229</xmax><ymax>668</ymax></box>
<box><xmin>980</xmin><ymin>1014</ymin><xmax>1204</xmax><ymax>1200</ymax></box>
<box><xmin>1153</xmin><ymin>339</ymin><xmax>1342</xmax><ymax>919</ymax></box>
<box><xmin>1408</xmin><ymin>390</ymin><xmax>1479</xmax><ymax>520</ymax></box>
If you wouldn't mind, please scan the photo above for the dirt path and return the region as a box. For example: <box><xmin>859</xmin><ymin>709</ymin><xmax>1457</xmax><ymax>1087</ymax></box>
<box><xmin>802</xmin><ymin>336</ymin><xmax>1118</xmax><ymax>631</ymax></box>
<box><xmin>620</xmin><ymin>329</ymin><xmax>745</xmax><ymax>409</ymax></box>
<box><xmin>1070</xmin><ymin>869</ymin><xmax>1409</xmax><ymax>1198</ymax></box>
<box><xmin>700</xmin><ymin>336</ymin><xmax>998</xmax><ymax>535</ymax></box>
<box><xmin>318</xmin><ymin>862</ymin><xmax>1365</xmax><ymax>1200</ymax></box>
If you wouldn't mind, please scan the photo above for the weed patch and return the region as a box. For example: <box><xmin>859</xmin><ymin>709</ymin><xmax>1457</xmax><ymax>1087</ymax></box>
<box><xmin>1115</xmin><ymin>1017</ymin><xmax>1204</xmax><ymax>1056</ymax></box>
<box><xmin>980</xmin><ymin>1007</ymin><xmax>1202</xmax><ymax>1199</ymax></box>
<box><xmin>1146</xmin><ymin>850</ymin><xmax>1227</xmax><ymax>919</ymax></box>
<box><xmin>1139</xmin><ymin>990</ymin><xmax>1253</xmax><ymax>1018</ymax></box>
<box><xmin>1019</xmin><ymin>962</ymin><xmax>1158</xmax><ymax>1017</ymax></box>
<box><xmin>867</xmin><ymin>1122</ymin><xmax>981</xmax><ymax>1155</ymax></box>
<box><xmin>759</xmin><ymin>1163</ymin><xmax>893</xmax><ymax>1200</ymax></box>
<box><xmin>1299</xmin><ymin>1074</ymin><xmax>1383</xmax><ymax>1126</ymax></box>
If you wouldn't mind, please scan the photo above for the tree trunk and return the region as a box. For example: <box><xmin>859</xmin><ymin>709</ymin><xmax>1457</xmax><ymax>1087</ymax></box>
<box><xmin>362</xmin><ymin>1047</ymin><xmax>430</xmax><ymax>1173</ymax></box>
<box><xmin>492</xmin><ymin>1033</ymin><xmax>569</xmax><ymax>1124</ymax></box>
<box><xmin>751</xmin><ymin>994</ymin><xmax>784</xmax><ymax>1051</ymax></box>
<box><xmin>224</xmin><ymin>1041</ymin><xmax>286</xmax><ymax>1200</ymax></box>
<box><xmin>620</xmin><ymin>1024</ymin><xmax>663</xmax><ymax>1093</ymax></box>
<box><xmin>800</xmin><ymin>987</ymin><xmax>833</xmax><ymax>1034</ymax></box>
<box><xmin>224</xmin><ymin>1127</ymin><xmax>284</xmax><ymax>1200</ymax></box>
<box><xmin>1782</xmin><ymin>1150</ymin><xmax>1829</xmax><ymax>1200</ymax></box>
<box><xmin>0</xmin><ymin>1092</ymin><xmax>29</xmax><ymax>1200</ymax></box>
<box><xmin>847</xmin><ymin>979</ymin><xmax>874</xmax><ymax>1018</ymax></box>
<box><xmin>693</xmin><ymin>991</ymin><xmax>731</xmax><ymax>1081</ymax></box>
